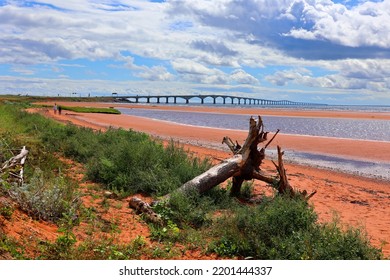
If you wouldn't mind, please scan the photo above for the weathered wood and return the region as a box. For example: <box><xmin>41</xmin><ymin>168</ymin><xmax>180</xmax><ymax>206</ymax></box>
<box><xmin>222</xmin><ymin>137</ymin><xmax>241</xmax><ymax>154</ymax></box>
<box><xmin>168</xmin><ymin>116</ymin><xmax>267</xmax><ymax>198</ymax></box>
<box><xmin>165</xmin><ymin>116</ymin><xmax>301</xmax><ymax>198</ymax></box>
<box><xmin>1</xmin><ymin>146</ymin><xmax>28</xmax><ymax>185</ymax></box>
<box><xmin>1</xmin><ymin>146</ymin><xmax>28</xmax><ymax>172</ymax></box>
<box><xmin>130</xmin><ymin>116</ymin><xmax>315</xmax><ymax>222</ymax></box>
<box><xmin>252</xmin><ymin>170</ymin><xmax>275</xmax><ymax>185</ymax></box>
<box><xmin>164</xmin><ymin>155</ymin><xmax>243</xmax><ymax>199</ymax></box>
<box><xmin>129</xmin><ymin>197</ymin><xmax>163</xmax><ymax>225</ymax></box>
<box><xmin>275</xmin><ymin>145</ymin><xmax>291</xmax><ymax>194</ymax></box>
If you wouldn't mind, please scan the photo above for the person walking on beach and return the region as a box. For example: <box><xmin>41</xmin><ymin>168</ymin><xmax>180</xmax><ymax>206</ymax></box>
<box><xmin>53</xmin><ymin>103</ymin><xmax>58</xmax><ymax>114</ymax></box>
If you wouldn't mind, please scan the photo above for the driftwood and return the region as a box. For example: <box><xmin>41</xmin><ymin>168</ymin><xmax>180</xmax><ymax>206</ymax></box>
<box><xmin>165</xmin><ymin>116</ymin><xmax>312</xmax><ymax>198</ymax></box>
<box><xmin>129</xmin><ymin>197</ymin><xmax>163</xmax><ymax>225</ymax></box>
<box><xmin>1</xmin><ymin>146</ymin><xmax>28</xmax><ymax>185</ymax></box>
<box><xmin>129</xmin><ymin>116</ymin><xmax>315</xmax><ymax>222</ymax></box>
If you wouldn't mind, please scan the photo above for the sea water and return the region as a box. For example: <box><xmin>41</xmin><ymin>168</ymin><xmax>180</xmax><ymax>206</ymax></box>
<box><xmin>118</xmin><ymin>107</ymin><xmax>390</xmax><ymax>141</ymax></box>
<box><xmin>118</xmin><ymin>106</ymin><xmax>390</xmax><ymax>181</ymax></box>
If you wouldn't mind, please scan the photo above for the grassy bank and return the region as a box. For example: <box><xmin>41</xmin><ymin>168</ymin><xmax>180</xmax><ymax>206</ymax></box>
<box><xmin>59</xmin><ymin>105</ymin><xmax>120</xmax><ymax>114</ymax></box>
<box><xmin>0</xmin><ymin>98</ymin><xmax>384</xmax><ymax>260</ymax></box>
<box><xmin>39</xmin><ymin>104</ymin><xmax>121</xmax><ymax>114</ymax></box>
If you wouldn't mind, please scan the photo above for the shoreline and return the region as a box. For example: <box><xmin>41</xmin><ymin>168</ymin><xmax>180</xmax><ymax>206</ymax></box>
<box><xmin>36</xmin><ymin>101</ymin><xmax>390</xmax><ymax>120</ymax></box>
<box><xmin>73</xmin><ymin>112</ymin><xmax>390</xmax><ymax>162</ymax></box>
<box><xmin>31</xmin><ymin>102</ymin><xmax>390</xmax><ymax>256</ymax></box>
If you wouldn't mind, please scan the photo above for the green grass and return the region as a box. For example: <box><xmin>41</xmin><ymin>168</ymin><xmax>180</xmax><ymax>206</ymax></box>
<box><xmin>208</xmin><ymin>196</ymin><xmax>382</xmax><ymax>259</ymax></box>
<box><xmin>59</xmin><ymin>105</ymin><xmax>121</xmax><ymax>114</ymax></box>
<box><xmin>0</xmin><ymin>233</ymin><xmax>26</xmax><ymax>259</ymax></box>
<box><xmin>38</xmin><ymin>123</ymin><xmax>211</xmax><ymax>196</ymax></box>
<box><xmin>0</xmin><ymin>102</ymin><xmax>80</xmax><ymax>225</ymax></box>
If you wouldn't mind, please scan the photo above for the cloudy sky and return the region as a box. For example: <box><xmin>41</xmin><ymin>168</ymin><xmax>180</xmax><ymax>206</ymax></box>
<box><xmin>1</xmin><ymin>0</ymin><xmax>390</xmax><ymax>105</ymax></box>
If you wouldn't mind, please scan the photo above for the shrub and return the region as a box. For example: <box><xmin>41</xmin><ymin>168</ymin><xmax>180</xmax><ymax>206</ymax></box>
<box><xmin>153</xmin><ymin>187</ymin><xmax>232</xmax><ymax>230</ymax></box>
<box><xmin>7</xmin><ymin>168</ymin><xmax>80</xmax><ymax>223</ymax></box>
<box><xmin>83</xmin><ymin>132</ymin><xmax>211</xmax><ymax>196</ymax></box>
<box><xmin>2</xmin><ymin>103</ymin><xmax>211</xmax><ymax>196</ymax></box>
<box><xmin>209</xmin><ymin>196</ymin><xmax>382</xmax><ymax>259</ymax></box>
<box><xmin>0</xmin><ymin>205</ymin><xmax>14</xmax><ymax>220</ymax></box>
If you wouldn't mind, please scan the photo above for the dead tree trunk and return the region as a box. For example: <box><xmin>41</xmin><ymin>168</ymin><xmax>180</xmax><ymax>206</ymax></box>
<box><xmin>165</xmin><ymin>116</ymin><xmax>305</xmax><ymax>198</ymax></box>
<box><xmin>130</xmin><ymin>116</ymin><xmax>315</xmax><ymax>221</ymax></box>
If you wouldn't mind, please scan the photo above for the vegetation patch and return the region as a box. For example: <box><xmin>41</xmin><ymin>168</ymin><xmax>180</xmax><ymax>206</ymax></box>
<box><xmin>59</xmin><ymin>105</ymin><xmax>121</xmax><ymax>114</ymax></box>
<box><xmin>208</xmin><ymin>196</ymin><xmax>382</xmax><ymax>259</ymax></box>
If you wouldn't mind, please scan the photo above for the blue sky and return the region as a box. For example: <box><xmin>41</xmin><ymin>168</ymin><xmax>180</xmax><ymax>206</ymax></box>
<box><xmin>1</xmin><ymin>0</ymin><xmax>390</xmax><ymax>104</ymax></box>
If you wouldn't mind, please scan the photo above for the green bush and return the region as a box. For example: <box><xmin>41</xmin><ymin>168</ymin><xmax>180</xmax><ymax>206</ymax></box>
<box><xmin>69</xmin><ymin>130</ymin><xmax>210</xmax><ymax>196</ymax></box>
<box><xmin>7</xmin><ymin>168</ymin><xmax>80</xmax><ymax>223</ymax></box>
<box><xmin>0</xmin><ymin>233</ymin><xmax>26</xmax><ymax>259</ymax></box>
<box><xmin>153</xmin><ymin>187</ymin><xmax>232</xmax><ymax>230</ymax></box>
<box><xmin>209</xmin><ymin>196</ymin><xmax>382</xmax><ymax>259</ymax></box>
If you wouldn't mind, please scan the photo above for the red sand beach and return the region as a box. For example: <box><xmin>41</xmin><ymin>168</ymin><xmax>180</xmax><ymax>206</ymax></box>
<box><xmin>33</xmin><ymin>102</ymin><xmax>390</xmax><ymax>256</ymax></box>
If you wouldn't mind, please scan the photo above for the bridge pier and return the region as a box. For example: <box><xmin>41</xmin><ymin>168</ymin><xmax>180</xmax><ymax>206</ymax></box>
<box><xmin>118</xmin><ymin>94</ymin><xmax>324</xmax><ymax>107</ymax></box>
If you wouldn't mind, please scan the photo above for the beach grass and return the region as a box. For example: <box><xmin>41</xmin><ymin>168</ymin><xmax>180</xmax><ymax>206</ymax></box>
<box><xmin>36</xmin><ymin>103</ymin><xmax>121</xmax><ymax>114</ymax></box>
<box><xmin>58</xmin><ymin>105</ymin><xmax>121</xmax><ymax>114</ymax></box>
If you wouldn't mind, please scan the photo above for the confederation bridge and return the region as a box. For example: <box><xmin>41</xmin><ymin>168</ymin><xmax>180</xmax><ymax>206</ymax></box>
<box><xmin>115</xmin><ymin>94</ymin><xmax>325</xmax><ymax>106</ymax></box>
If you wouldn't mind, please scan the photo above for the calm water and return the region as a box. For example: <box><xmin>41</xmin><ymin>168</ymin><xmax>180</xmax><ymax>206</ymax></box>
<box><xmin>118</xmin><ymin>106</ymin><xmax>390</xmax><ymax>180</ymax></box>
<box><xmin>119</xmin><ymin>108</ymin><xmax>390</xmax><ymax>141</ymax></box>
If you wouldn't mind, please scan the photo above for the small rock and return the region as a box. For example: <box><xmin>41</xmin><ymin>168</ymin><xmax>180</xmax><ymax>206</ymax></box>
<box><xmin>103</xmin><ymin>191</ymin><xmax>118</xmax><ymax>199</ymax></box>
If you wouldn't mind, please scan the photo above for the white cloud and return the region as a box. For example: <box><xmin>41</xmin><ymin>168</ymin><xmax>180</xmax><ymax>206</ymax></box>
<box><xmin>230</xmin><ymin>69</ymin><xmax>259</xmax><ymax>85</ymax></box>
<box><xmin>266</xmin><ymin>59</ymin><xmax>390</xmax><ymax>92</ymax></box>
<box><xmin>10</xmin><ymin>66</ymin><xmax>35</xmax><ymax>75</ymax></box>
<box><xmin>172</xmin><ymin>59</ymin><xmax>221</xmax><ymax>76</ymax></box>
<box><xmin>283</xmin><ymin>0</ymin><xmax>390</xmax><ymax>48</ymax></box>
<box><xmin>136</xmin><ymin>65</ymin><xmax>174</xmax><ymax>81</ymax></box>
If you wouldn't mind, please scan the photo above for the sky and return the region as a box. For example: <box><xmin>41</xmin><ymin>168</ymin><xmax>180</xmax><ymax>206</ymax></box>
<box><xmin>0</xmin><ymin>0</ymin><xmax>390</xmax><ymax>105</ymax></box>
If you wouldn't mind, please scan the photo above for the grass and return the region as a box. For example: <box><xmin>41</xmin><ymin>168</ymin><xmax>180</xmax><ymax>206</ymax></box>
<box><xmin>7</xmin><ymin>169</ymin><xmax>80</xmax><ymax>222</ymax></box>
<box><xmin>208</xmin><ymin>195</ymin><xmax>382</xmax><ymax>259</ymax></box>
<box><xmin>0</xmin><ymin>97</ymin><xmax>385</xmax><ymax>260</ymax></box>
<box><xmin>40</xmin><ymin>125</ymin><xmax>211</xmax><ymax>196</ymax></box>
<box><xmin>58</xmin><ymin>105</ymin><xmax>121</xmax><ymax>114</ymax></box>
<box><xmin>0</xmin><ymin>101</ymin><xmax>80</xmax><ymax>226</ymax></box>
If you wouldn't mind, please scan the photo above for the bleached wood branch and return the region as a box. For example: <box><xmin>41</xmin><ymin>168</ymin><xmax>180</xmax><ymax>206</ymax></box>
<box><xmin>1</xmin><ymin>146</ymin><xmax>28</xmax><ymax>184</ymax></box>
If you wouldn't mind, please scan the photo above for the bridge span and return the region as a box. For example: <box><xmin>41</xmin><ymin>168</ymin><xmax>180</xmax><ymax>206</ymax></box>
<box><xmin>114</xmin><ymin>94</ymin><xmax>326</xmax><ymax>106</ymax></box>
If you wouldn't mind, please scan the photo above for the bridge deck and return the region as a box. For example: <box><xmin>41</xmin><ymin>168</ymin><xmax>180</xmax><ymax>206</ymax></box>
<box><xmin>113</xmin><ymin>94</ymin><xmax>326</xmax><ymax>106</ymax></box>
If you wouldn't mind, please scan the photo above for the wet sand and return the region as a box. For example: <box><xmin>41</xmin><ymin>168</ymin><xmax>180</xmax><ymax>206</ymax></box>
<box><xmin>33</xmin><ymin>102</ymin><xmax>390</xmax><ymax>256</ymax></box>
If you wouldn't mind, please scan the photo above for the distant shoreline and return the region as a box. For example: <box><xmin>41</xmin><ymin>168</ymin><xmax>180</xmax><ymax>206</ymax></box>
<box><xmin>36</xmin><ymin>101</ymin><xmax>390</xmax><ymax>120</ymax></box>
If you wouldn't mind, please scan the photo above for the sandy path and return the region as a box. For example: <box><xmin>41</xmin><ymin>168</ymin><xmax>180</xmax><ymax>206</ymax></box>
<box><xmin>32</xmin><ymin>103</ymin><xmax>390</xmax><ymax>257</ymax></box>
